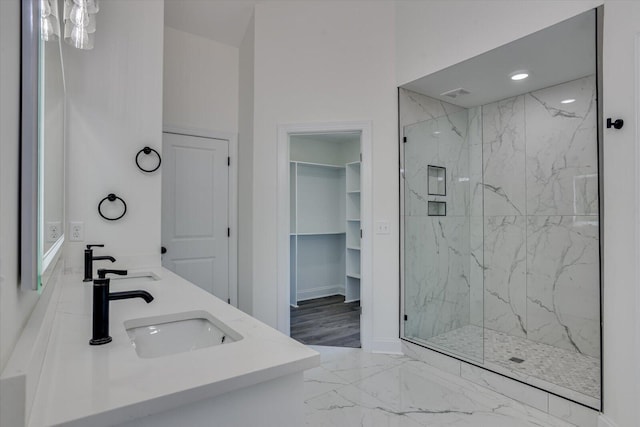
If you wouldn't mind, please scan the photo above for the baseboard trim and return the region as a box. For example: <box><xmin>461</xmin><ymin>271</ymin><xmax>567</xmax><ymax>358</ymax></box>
<box><xmin>371</xmin><ymin>338</ymin><xmax>402</xmax><ymax>354</ymax></box>
<box><xmin>296</xmin><ymin>286</ymin><xmax>344</xmax><ymax>302</ymax></box>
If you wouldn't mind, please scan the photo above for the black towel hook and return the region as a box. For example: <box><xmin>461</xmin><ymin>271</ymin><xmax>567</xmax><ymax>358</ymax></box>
<box><xmin>135</xmin><ymin>146</ymin><xmax>161</xmax><ymax>173</ymax></box>
<box><xmin>606</xmin><ymin>118</ymin><xmax>624</xmax><ymax>130</ymax></box>
<box><xmin>98</xmin><ymin>193</ymin><xmax>127</xmax><ymax>221</ymax></box>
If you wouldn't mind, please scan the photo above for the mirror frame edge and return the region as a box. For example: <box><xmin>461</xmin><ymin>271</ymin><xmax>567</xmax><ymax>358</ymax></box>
<box><xmin>21</xmin><ymin>0</ymin><xmax>40</xmax><ymax>291</ymax></box>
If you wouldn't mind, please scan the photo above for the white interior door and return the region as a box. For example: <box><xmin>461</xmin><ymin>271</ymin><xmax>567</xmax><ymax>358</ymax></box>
<box><xmin>162</xmin><ymin>132</ymin><xmax>229</xmax><ymax>302</ymax></box>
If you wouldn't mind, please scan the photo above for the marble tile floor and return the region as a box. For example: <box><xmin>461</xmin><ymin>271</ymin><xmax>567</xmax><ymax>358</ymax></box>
<box><xmin>304</xmin><ymin>345</ymin><xmax>575</xmax><ymax>426</ymax></box>
<box><xmin>425</xmin><ymin>325</ymin><xmax>600</xmax><ymax>400</ymax></box>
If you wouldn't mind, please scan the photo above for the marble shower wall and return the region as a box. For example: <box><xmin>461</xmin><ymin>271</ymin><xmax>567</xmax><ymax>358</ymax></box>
<box><xmin>479</xmin><ymin>76</ymin><xmax>600</xmax><ymax>358</ymax></box>
<box><xmin>400</xmin><ymin>89</ymin><xmax>477</xmax><ymax>346</ymax></box>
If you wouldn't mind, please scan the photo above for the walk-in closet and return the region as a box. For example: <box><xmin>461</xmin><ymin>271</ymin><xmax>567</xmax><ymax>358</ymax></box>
<box><xmin>289</xmin><ymin>133</ymin><xmax>361</xmax><ymax>348</ymax></box>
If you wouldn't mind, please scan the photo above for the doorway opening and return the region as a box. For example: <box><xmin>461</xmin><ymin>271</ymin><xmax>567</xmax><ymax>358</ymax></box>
<box><xmin>277</xmin><ymin>122</ymin><xmax>372</xmax><ymax>351</ymax></box>
<box><xmin>289</xmin><ymin>133</ymin><xmax>362</xmax><ymax>347</ymax></box>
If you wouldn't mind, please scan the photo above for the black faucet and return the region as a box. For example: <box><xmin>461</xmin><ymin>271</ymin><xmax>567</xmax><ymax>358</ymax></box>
<box><xmin>89</xmin><ymin>269</ymin><xmax>154</xmax><ymax>346</ymax></box>
<box><xmin>84</xmin><ymin>244</ymin><xmax>116</xmax><ymax>282</ymax></box>
<box><xmin>97</xmin><ymin>268</ymin><xmax>128</xmax><ymax>279</ymax></box>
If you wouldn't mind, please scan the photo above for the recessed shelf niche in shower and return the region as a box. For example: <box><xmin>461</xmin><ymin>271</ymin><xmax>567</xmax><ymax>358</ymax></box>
<box><xmin>427</xmin><ymin>165</ymin><xmax>446</xmax><ymax>196</ymax></box>
<box><xmin>427</xmin><ymin>201</ymin><xmax>446</xmax><ymax>216</ymax></box>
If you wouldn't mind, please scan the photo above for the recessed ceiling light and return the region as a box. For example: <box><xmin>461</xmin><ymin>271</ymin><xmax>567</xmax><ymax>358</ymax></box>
<box><xmin>510</xmin><ymin>72</ymin><xmax>529</xmax><ymax>81</ymax></box>
<box><xmin>433</xmin><ymin>131</ymin><xmax>441</xmax><ymax>135</ymax></box>
<box><xmin>561</xmin><ymin>99</ymin><xmax>576</xmax><ymax>104</ymax></box>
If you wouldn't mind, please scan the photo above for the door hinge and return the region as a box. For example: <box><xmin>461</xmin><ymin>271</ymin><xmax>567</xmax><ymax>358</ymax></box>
<box><xmin>227</xmin><ymin>227</ymin><xmax>230</xmax><ymax>237</ymax></box>
<box><xmin>360</xmin><ymin>229</ymin><xmax>362</xmax><ymax>238</ymax></box>
<box><xmin>404</xmin><ymin>314</ymin><xmax>408</xmax><ymax>321</ymax></box>
<box><xmin>227</xmin><ymin>156</ymin><xmax>230</xmax><ymax>166</ymax></box>
<box><xmin>360</xmin><ymin>153</ymin><xmax>362</xmax><ymax>162</ymax></box>
<box><xmin>227</xmin><ymin>298</ymin><xmax>231</xmax><ymax>304</ymax></box>
<box><xmin>403</xmin><ymin>137</ymin><xmax>407</xmax><ymax>143</ymax></box>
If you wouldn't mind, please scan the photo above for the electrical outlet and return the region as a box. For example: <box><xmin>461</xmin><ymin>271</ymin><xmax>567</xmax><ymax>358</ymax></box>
<box><xmin>46</xmin><ymin>222</ymin><xmax>61</xmax><ymax>242</ymax></box>
<box><xmin>375</xmin><ymin>221</ymin><xmax>390</xmax><ymax>235</ymax></box>
<box><xmin>69</xmin><ymin>222</ymin><xmax>84</xmax><ymax>242</ymax></box>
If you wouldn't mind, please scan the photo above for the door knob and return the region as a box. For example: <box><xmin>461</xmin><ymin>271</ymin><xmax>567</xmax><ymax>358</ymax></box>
<box><xmin>161</xmin><ymin>246</ymin><xmax>167</xmax><ymax>254</ymax></box>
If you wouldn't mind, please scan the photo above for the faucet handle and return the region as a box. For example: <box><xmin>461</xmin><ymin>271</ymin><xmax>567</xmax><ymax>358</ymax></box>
<box><xmin>86</xmin><ymin>244</ymin><xmax>105</xmax><ymax>250</ymax></box>
<box><xmin>97</xmin><ymin>269</ymin><xmax>128</xmax><ymax>279</ymax></box>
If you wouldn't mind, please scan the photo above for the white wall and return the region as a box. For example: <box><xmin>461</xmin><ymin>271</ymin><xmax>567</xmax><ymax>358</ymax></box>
<box><xmin>0</xmin><ymin>0</ymin><xmax>40</xmax><ymax>372</ymax></box>
<box><xmin>396</xmin><ymin>1</ymin><xmax>639</xmax><ymax>426</ymax></box>
<box><xmin>251</xmin><ymin>1</ymin><xmax>398</xmax><ymax>349</ymax></box>
<box><xmin>163</xmin><ymin>26</ymin><xmax>239</xmax><ymax>134</ymax></box>
<box><xmin>600</xmin><ymin>3</ymin><xmax>640</xmax><ymax>426</ymax></box>
<box><xmin>238</xmin><ymin>13</ymin><xmax>255</xmax><ymax>315</ymax></box>
<box><xmin>63</xmin><ymin>0</ymin><xmax>164</xmax><ymax>272</ymax></box>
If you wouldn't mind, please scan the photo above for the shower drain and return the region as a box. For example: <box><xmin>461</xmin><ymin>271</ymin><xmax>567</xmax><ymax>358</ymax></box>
<box><xmin>509</xmin><ymin>357</ymin><xmax>525</xmax><ymax>363</ymax></box>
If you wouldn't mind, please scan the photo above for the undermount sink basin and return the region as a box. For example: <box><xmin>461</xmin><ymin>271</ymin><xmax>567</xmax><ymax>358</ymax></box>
<box><xmin>110</xmin><ymin>271</ymin><xmax>161</xmax><ymax>284</ymax></box>
<box><xmin>124</xmin><ymin>311</ymin><xmax>242</xmax><ymax>359</ymax></box>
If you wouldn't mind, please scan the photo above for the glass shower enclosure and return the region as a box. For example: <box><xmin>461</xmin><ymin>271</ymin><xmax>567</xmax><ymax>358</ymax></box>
<box><xmin>400</xmin><ymin>9</ymin><xmax>601</xmax><ymax>409</ymax></box>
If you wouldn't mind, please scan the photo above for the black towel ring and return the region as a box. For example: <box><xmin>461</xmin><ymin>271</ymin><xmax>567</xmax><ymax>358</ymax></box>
<box><xmin>135</xmin><ymin>146</ymin><xmax>161</xmax><ymax>173</ymax></box>
<box><xmin>98</xmin><ymin>193</ymin><xmax>127</xmax><ymax>221</ymax></box>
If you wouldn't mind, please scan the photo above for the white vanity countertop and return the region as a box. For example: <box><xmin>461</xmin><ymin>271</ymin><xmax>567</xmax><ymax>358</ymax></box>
<box><xmin>28</xmin><ymin>269</ymin><xmax>319</xmax><ymax>427</ymax></box>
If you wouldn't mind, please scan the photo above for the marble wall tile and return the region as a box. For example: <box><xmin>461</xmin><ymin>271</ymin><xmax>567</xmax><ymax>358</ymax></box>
<box><xmin>469</xmin><ymin>216</ymin><xmax>484</xmax><ymax>327</ymax></box>
<box><xmin>469</xmin><ymin>106</ymin><xmax>484</xmax><ymax>222</ymax></box>
<box><xmin>403</xmin><ymin>120</ymin><xmax>439</xmax><ymax>217</ymax></box>
<box><xmin>403</xmin><ymin>109</ymin><xmax>470</xmax><ymax>217</ymax></box>
<box><xmin>526</xmin><ymin>215</ymin><xmax>600</xmax><ymax>358</ymax></box>
<box><xmin>482</xmin><ymin>96</ymin><xmax>526</xmax><ymax>216</ymax></box>
<box><xmin>469</xmin><ymin>144</ymin><xmax>484</xmax><ymax>218</ymax></box>
<box><xmin>404</xmin><ymin>216</ymin><xmax>470</xmax><ymax>340</ymax></box>
<box><xmin>440</xmin><ymin>110</ymin><xmax>470</xmax><ymax>216</ymax></box>
<box><xmin>467</xmin><ymin>106</ymin><xmax>482</xmax><ymax>146</ymax></box>
<box><xmin>401</xmin><ymin>77</ymin><xmax>600</xmax><ymax>378</ymax></box>
<box><xmin>525</xmin><ymin>76</ymin><xmax>598</xmax><ymax>216</ymax></box>
<box><xmin>483</xmin><ymin>216</ymin><xmax>527</xmax><ymax>337</ymax></box>
<box><xmin>399</xmin><ymin>88</ymin><xmax>465</xmax><ymax>128</ymax></box>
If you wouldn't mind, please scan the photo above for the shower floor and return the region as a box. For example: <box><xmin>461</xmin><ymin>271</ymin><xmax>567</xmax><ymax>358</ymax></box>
<box><xmin>424</xmin><ymin>325</ymin><xmax>600</xmax><ymax>403</ymax></box>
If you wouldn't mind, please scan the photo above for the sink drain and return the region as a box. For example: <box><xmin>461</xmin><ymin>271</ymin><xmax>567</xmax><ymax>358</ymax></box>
<box><xmin>509</xmin><ymin>357</ymin><xmax>525</xmax><ymax>363</ymax></box>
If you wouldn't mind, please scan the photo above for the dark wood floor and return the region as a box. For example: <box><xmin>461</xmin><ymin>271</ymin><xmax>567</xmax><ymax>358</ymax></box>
<box><xmin>290</xmin><ymin>295</ymin><xmax>361</xmax><ymax>348</ymax></box>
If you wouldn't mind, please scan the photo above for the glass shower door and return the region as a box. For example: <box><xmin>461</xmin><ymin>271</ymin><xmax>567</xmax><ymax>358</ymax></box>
<box><xmin>402</xmin><ymin>108</ymin><xmax>484</xmax><ymax>363</ymax></box>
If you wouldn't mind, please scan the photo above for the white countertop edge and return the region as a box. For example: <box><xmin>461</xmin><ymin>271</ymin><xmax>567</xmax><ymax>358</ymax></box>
<box><xmin>55</xmin><ymin>356</ymin><xmax>319</xmax><ymax>427</ymax></box>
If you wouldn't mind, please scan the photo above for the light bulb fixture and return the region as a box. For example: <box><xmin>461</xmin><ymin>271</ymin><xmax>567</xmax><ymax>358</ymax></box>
<box><xmin>509</xmin><ymin>71</ymin><xmax>529</xmax><ymax>81</ymax></box>
<box><xmin>561</xmin><ymin>99</ymin><xmax>576</xmax><ymax>104</ymax></box>
<box><xmin>41</xmin><ymin>0</ymin><xmax>60</xmax><ymax>42</ymax></box>
<box><xmin>63</xmin><ymin>0</ymin><xmax>99</xmax><ymax>49</ymax></box>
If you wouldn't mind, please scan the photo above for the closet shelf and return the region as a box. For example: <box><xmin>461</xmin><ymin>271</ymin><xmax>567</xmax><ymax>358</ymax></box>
<box><xmin>345</xmin><ymin>161</ymin><xmax>362</xmax><ymax>304</ymax></box>
<box><xmin>293</xmin><ymin>231</ymin><xmax>346</xmax><ymax>236</ymax></box>
<box><xmin>290</xmin><ymin>161</ymin><xmax>345</xmax><ymax>169</ymax></box>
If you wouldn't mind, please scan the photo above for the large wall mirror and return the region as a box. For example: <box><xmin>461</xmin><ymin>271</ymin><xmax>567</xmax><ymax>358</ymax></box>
<box><xmin>21</xmin><ymin>0</ymin><xmax>66</xmax><ymax>291</ymax></box>
<box><xmin>400</xmin><ymin>8</ymin><xmax>602</xmax><ymax>409</ymax></box>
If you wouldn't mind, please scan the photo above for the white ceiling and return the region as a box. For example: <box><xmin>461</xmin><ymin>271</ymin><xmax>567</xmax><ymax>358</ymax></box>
<box><xmin>164</xmin><ymin>0</ymin><xmax>260</xmax><ymax>47</ymax></box>
<box><xmin>402</xmin><ymin>10</ymin><xmax>596</xmax><ymax>108</ymax></box>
